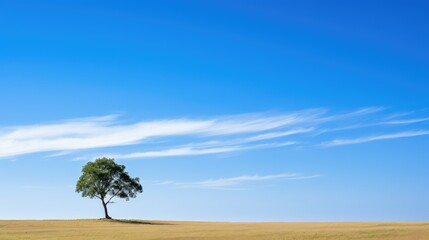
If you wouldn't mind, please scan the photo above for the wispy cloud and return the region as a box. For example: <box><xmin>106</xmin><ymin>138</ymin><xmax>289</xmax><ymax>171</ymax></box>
<box><xmin>0</xmin><ymin>112</ymin><xmax>319</xmax><ymax>158</ymax></box>
<box><xmin>242</xmin><ymin>128</ymin><xmax>313</xmax><ymax>142</ymax></box>
<box><xmin>87</xmin><ymin>142</ymin><xmax>296</xmax><ymax>160</ymax></box>
<box><xmin>1</xmin><ymin>107</ymin><xmax>428</xmax><ymax>159</ymax></box>
<box><xmin>321</xmin><ymin>130</ymin><xmax>429</xmax><ymax>147</ymax></box>
<box><xmin>317</xmin><ymin>107</ymin><xmax>385</xmax><ymax>122</ymax></box>
<box><xmin>111</xmin><ymin>146</ymin><xmax>243</xmax><ymax>159</ymax></box>
<box><xmin>159</xmin><ymin>173</ymin><xmax>322</xmax><ymax>190</ymax></box>
<box><xmin>381</xmin><ymin>117</ymin><xmax>429</xmax><ymax>125</ymax></box>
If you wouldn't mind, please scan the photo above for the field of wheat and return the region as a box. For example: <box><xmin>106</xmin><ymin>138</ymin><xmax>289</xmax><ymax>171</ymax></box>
<box><xmin>0</xmin><ymin>219</ymin><xmax>428</xmax><ymax>240</ymax></box>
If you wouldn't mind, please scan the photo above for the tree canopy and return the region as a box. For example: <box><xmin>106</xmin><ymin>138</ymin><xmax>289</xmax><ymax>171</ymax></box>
<box><xmin>76</xmin><ymin>157</ymin><xmax>143</xmax><ymax>219</ymax></box>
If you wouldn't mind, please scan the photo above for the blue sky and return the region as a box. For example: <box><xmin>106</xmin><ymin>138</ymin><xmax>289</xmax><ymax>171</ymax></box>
<box><xmin>0</xmin><ymin>0</ymin><xmax>429</xmax><ymax>221</ymax></box>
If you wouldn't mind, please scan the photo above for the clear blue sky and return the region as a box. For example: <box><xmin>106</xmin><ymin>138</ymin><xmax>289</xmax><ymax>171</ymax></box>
<box><xmin>0</xmin><ymin>0</ymin><xmax>428</xmax><ymax>221</ymax></box>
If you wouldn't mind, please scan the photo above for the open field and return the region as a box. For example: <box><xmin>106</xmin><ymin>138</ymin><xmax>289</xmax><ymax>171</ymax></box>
<box><xmin>0</xmin><ymin>220</ymin><xmax>428</xmax><ymax>240</ymax></box>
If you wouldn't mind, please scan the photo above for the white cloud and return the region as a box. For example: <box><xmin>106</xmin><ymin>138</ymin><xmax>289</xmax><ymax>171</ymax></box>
<box><xmin>111</xmin><ymin>146</ymin><xmax>243</xmax><ymax>159</ymax></box>
<box><xmin>160</xmin><ymin>173</ymin><xmax>322</xmax><ymax>190</ymax></box>
<box><xmin>242</xmin><ymin>128</ymin><xmax>313</xmax><ymax>142</ymax></box>
<box><xmin>94</xmin><ymin>142</ymin><xmax>297</xmax><ymax>160</ymax></box>
<box><xmin>322</xmin><ymin>130</ymin><xmax>429</xmax><ymax>147</ymax></box>
<box><xmin>317</xmin><ymin>107</ymin><xmax>385</xmax><ymax>122</ymax></box>
<box><xmin>0</xmin><ymin>112</ymin><xmax>319</xmax><ymax>158</ymax></box>
<box><xmin>202</xmin><ymin>111</ymin><xmax>322</xmax><ymax>135</ymax></box>
<box><xmin>0</xmin><ymin>117</ymin><xmax>213</xmax><ymax>158</ymax></box>
<box><xmin>1</xmin><ymin>108</ymin><xmax>429</xmax><ymax>159</ymax></box>
<box><xmin>381</xmin><ymin>117</ymin><xmax>429</xmax><ymax>125</ymax></box>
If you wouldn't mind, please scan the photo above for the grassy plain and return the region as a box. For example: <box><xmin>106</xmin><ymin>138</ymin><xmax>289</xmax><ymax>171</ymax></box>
<box><xmin>0</xmin><ymin>219</ymin><xmax>428</xmax><ymax>240</ymax></box>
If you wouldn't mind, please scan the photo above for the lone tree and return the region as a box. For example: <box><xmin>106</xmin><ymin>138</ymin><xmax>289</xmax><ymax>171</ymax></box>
<box><xmin>76</xmin><ymin>157</ymin><xmax>143</xmax><ymax>219</ymax></box>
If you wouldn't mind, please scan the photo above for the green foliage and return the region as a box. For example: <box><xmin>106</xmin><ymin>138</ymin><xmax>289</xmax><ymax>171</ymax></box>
<box><xmin>76</xmin><ymin>157</ymin><xmax>143</xmax><ymax>218</ymax></box>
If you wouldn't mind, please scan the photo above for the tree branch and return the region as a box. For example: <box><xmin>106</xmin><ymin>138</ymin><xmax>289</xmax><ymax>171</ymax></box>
<box><xmin>106</xmin><ymin>188</ymin><xmax>122</xmax><ymax>205</ymax></box>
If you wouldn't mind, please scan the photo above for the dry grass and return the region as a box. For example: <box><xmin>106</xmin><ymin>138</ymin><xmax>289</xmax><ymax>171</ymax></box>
<box><xmin>0</xmin><ymin>219</ymin><xmax>428</xmax><ymax>240</ymax></box>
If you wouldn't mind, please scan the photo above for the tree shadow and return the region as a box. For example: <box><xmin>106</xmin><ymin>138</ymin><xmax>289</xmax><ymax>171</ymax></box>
<box><xmin>100</xmin><ymin>219</ymin><xmax>176</xmax><ymax>225</ymax></box>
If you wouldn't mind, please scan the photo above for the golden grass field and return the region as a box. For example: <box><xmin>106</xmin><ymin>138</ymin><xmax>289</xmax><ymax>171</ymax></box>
<box><xmin>0</xmin><ymin>219</ymin><xmax>428</xmax><ymax>240</ymax></box>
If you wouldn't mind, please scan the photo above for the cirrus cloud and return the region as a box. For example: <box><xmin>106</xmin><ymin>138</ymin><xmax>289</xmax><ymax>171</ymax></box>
<box><xmin>0</xmin><ymin>107</ymin><xmax>428</xmax><ymax>159</ymax></box>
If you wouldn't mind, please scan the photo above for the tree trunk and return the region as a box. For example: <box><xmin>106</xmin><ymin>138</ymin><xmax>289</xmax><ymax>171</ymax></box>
<box><xmin>101</xmin><ymin>198</ymin><xmax>112</xmax><ymax>219</ymax></box>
